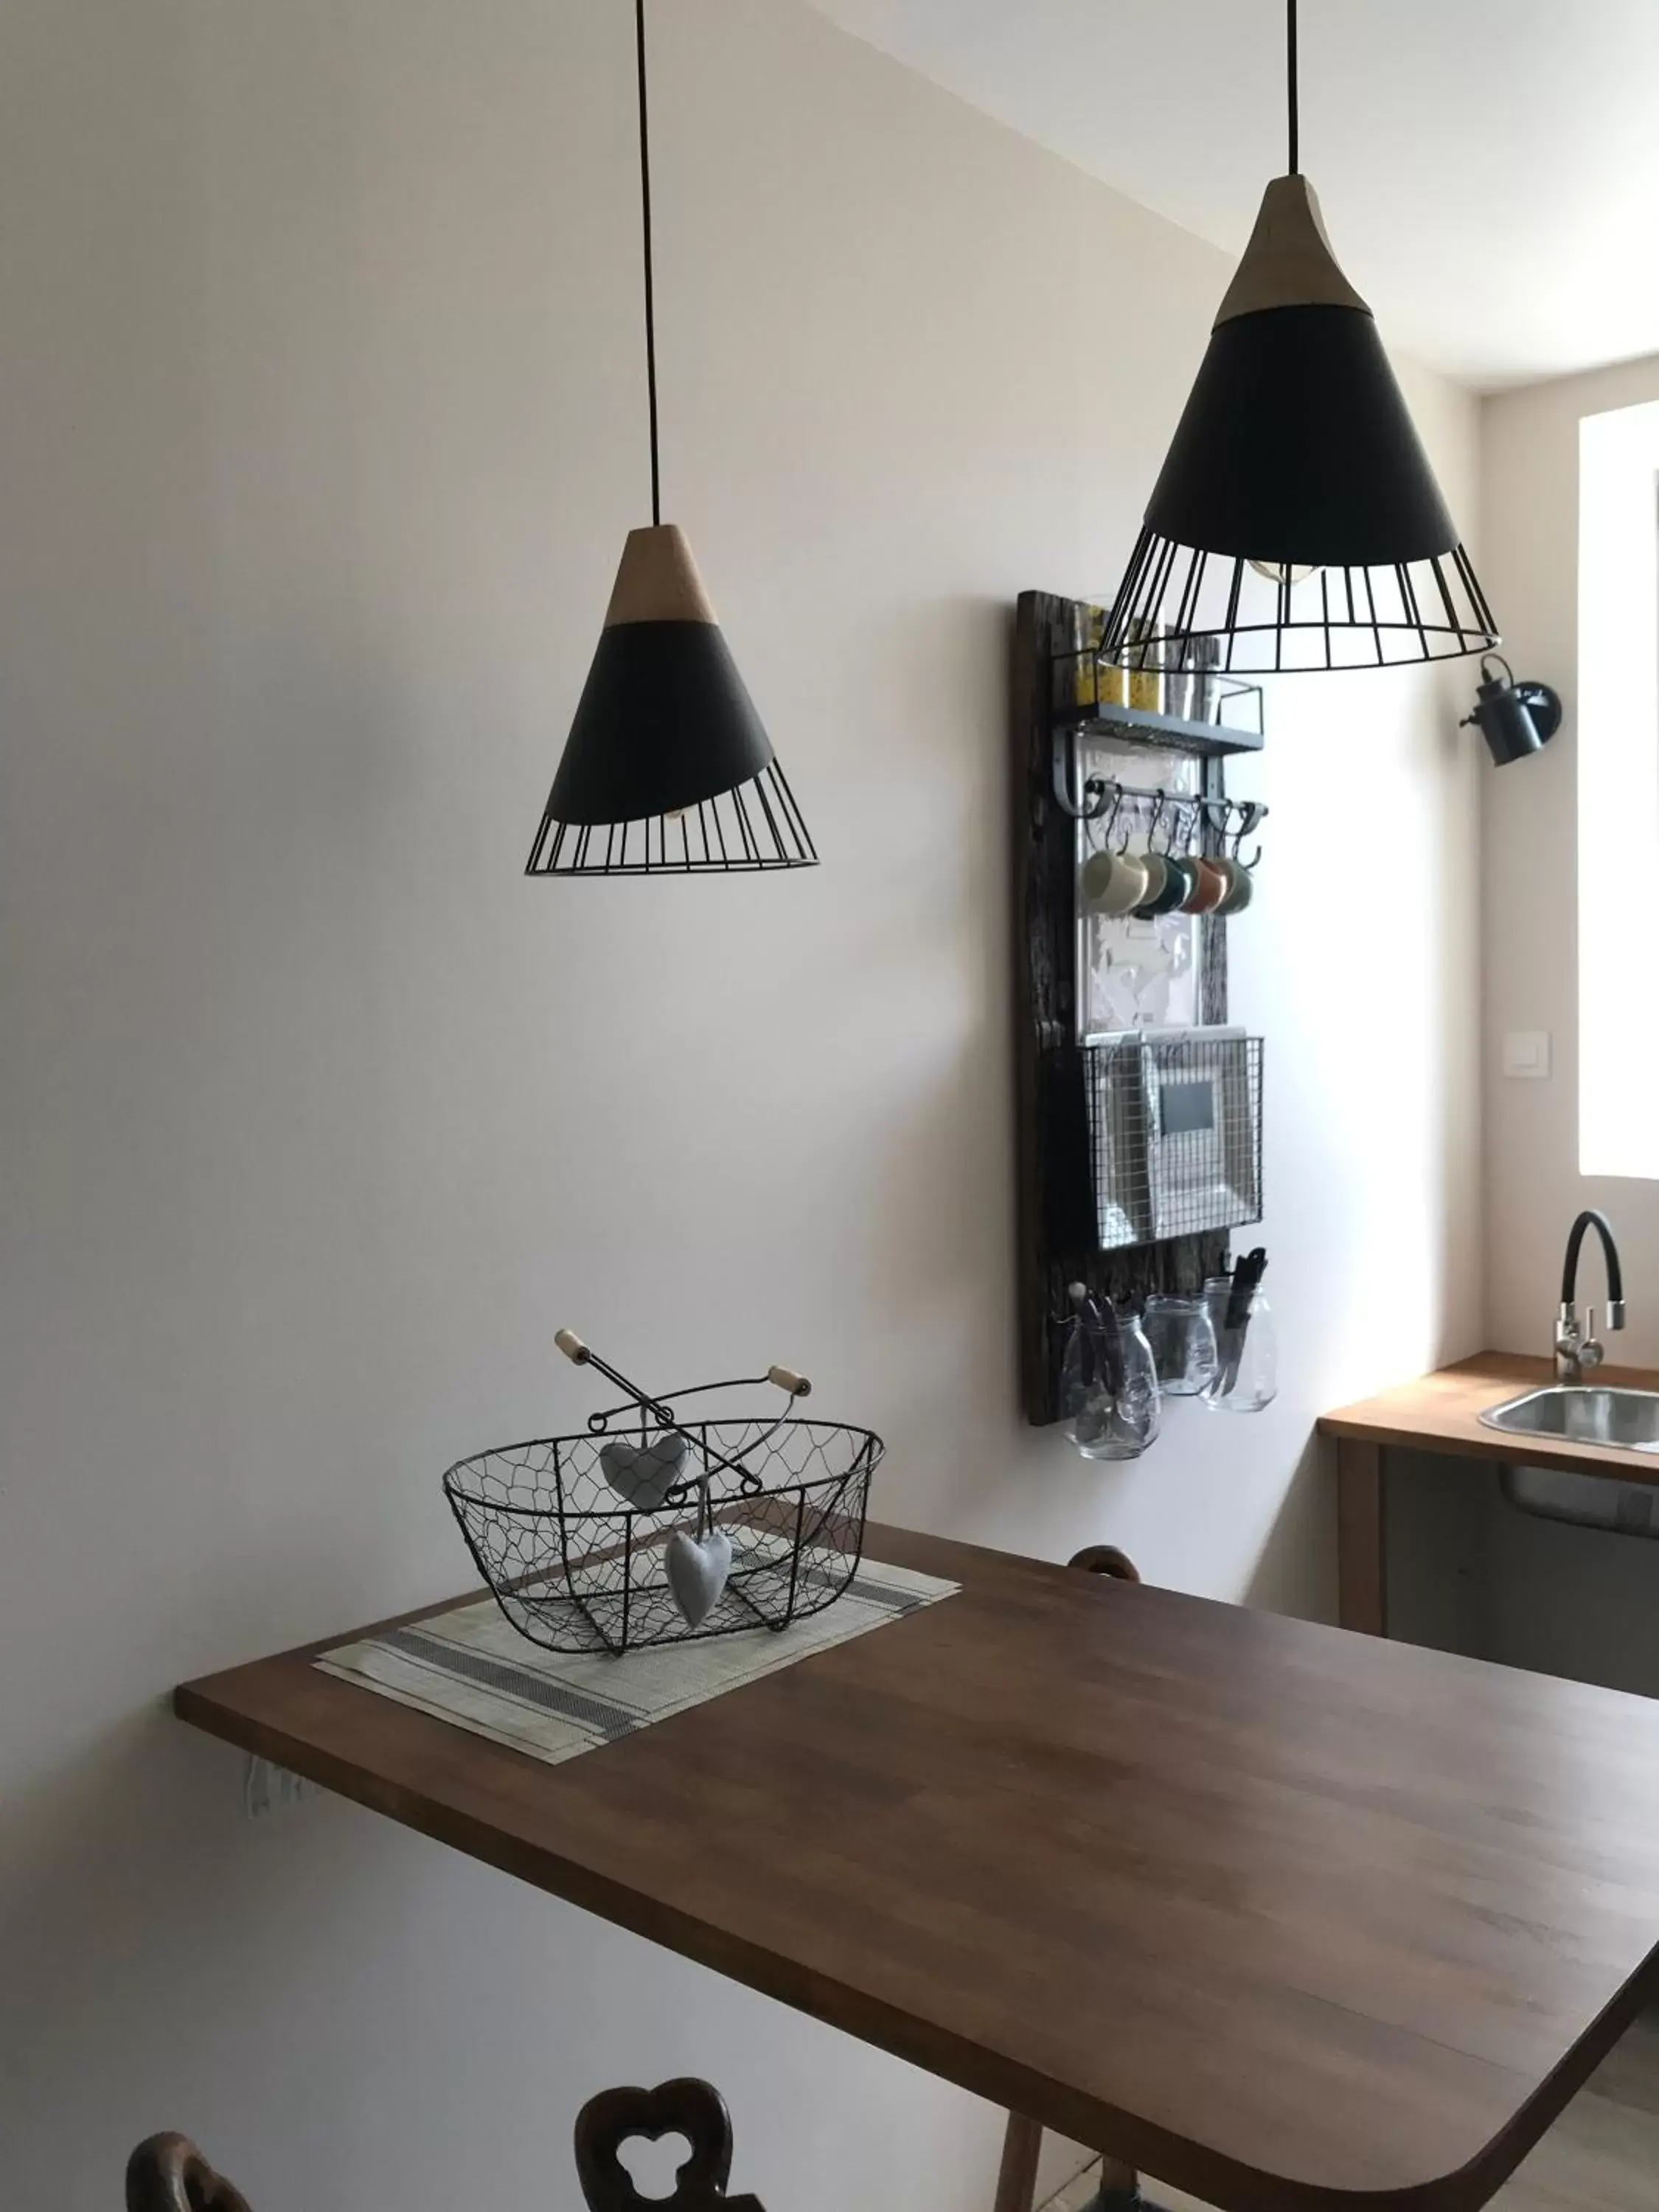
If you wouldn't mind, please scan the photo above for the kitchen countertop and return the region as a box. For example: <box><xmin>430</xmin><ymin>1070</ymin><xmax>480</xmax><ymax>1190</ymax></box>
<box><xmin>1319</xmin><ymin>1350</ymin><xmax>1659</xmax><ymax>1486</ymax></box>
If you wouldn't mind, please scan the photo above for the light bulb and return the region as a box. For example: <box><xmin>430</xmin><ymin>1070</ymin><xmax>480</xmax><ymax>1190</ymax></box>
<box><xmin>1248</xmin><ymin>560</ymin><xmax>1321</xmax><ymax>586</ymax></box>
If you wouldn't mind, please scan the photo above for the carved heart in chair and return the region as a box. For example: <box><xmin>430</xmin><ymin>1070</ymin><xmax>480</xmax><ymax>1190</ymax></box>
<box><xmin>574</xmin><ymin>2078</ymin><xmax>765</xmax><ymax>2212</ymax></box>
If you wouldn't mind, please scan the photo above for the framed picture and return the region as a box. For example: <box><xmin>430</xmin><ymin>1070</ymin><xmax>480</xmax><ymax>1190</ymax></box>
<box><xmin>1089</xmin><ymin>1027</ymin><xmax>1263</xmax><ymax>1251</ymax></box>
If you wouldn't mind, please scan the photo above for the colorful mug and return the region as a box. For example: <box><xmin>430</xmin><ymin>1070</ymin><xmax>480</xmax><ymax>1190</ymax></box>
<box><xmin>1215</xmin><ymin>859</ymin><xmax>1256</xmax><ymax>916</ymax></box>
<box><xmin>1081</xmin><ymin>849</ymin><xmax>1151</xmax><ymax>917</ymax></box>
<box><xmin>1137</xmin><ymin>854</ymin><xmax>1191</xmax><ymax>917</ymax></box>
<box><xmin>1182</xmin><ymin>857</ymin><xmax>1228</xmax><ymax>914</ymax></box>
<box><xmin>1094</xmin><ymin>850</ymin><xmax>1151</xmax><ymax>916</ymax></box>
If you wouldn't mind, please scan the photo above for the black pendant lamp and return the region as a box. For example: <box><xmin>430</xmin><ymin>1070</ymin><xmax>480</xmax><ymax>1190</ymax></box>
<box><xmin>526</xmin><ymin>0</ymin><xmax>816</xmax><ymax>875</ymax></box>
<box><xmin>1102</xmin><ymin>0</ymin><xmax>1498</xmax><ymax>676</ymax></box>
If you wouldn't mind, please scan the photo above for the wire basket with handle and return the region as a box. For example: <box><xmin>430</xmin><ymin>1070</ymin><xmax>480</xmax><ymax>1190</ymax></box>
<box><xmin>442</xmin><ymin>1332</ymin><xmax>884</xmax><ymax>1656</ymax></box>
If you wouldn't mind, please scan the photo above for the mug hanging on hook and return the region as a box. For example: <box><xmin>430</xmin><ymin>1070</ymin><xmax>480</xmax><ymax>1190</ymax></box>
<box><xmin>1079</xmin><ymin>787</ymin><xmax>1150</xmax><ymax>915</ymax></box>
<box><xmin>1212</xmin><ymin>800</ymin><xmax>1265</xmax><ymax>914</ymax></box>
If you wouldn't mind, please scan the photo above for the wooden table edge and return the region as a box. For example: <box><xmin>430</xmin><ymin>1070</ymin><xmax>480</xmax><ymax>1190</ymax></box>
<box><xmin>171</xmin><ymin>1526</ymin><xmax>1659</xmax><ymax>2212</ymax></box>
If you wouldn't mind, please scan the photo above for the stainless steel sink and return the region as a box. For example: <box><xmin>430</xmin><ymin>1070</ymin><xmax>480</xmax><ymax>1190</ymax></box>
<box><xmin>1480</xmin><ymin>1385</ymin><xmax>1659</xmax><ymax>1450</ymax></box>
<box><xmin>1481</xmin><ymin>1387</ymin><xmax>1659</xmax><ymax>1535</ymax></box>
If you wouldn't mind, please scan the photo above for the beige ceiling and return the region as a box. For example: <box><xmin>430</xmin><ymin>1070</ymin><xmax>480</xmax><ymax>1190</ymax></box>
<box><xmin>807</xmin><ymin>0</ymin><xmax>1659</xmax><ymax>391</ymax></box>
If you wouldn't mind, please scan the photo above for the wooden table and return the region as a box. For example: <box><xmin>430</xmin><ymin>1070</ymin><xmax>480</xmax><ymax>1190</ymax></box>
<box><xmin>1320</xmin><ymin>1351</ymin><xmax>1659</xmax><ymax>1637</ymax></box>
<box><xmin>175</xmin><ymin>1525</ymin><xmax>1659</xmax><ymax>2212</ymax></box>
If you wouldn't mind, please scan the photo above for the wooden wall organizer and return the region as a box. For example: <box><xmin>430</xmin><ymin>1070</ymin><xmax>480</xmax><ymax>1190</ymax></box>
<box><xmin>1011</xmin><ymin>590</ymin><xmax>1265</xmax><ymax>1426</ymax></box>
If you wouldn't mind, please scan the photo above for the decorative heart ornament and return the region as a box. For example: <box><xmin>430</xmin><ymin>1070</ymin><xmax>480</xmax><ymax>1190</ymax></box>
<box><xmin>664</xmin><ymin>1526</ymin><xmax>732</xmax><ymax>1629</ymax></box>
<box><xmin>599</xmin><ymin>1431</ymin><xmax>689</xmax><ymax>1512</ymax></box>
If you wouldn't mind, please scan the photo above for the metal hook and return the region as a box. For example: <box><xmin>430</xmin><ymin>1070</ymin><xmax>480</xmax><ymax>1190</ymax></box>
<box><xmin>1050</xmin><ymin>729</ymin><xmax>1113</xmax><ymax>821</ymax></box>
<box><xmin>1146</xmin><ymin>790</ymin><xmax>1168</xmax><ymax>856</ymax></box>
<box><xmin>1231</xmin><ymin>799</ymin><xmax>1267</xmax><ymax>869</ymax></box>
<box><xmin>1088</xmin><ymin>781</ymin><xmax>1124</xmax><ymax>854</ymax></box>
<box><xmin>1113</xmin><ymin>787</ymin><xmax>1136</xmax><ymax>855</ymax></box>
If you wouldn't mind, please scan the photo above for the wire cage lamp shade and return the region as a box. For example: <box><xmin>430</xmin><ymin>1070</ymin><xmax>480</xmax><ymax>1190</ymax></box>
<box><xmin>1102</xmin><ymin>7</ymin><xmax>1498</xmax><ymax>676</ymax></box>
<box><xmin>1104</xmin><ymin>525</ymin><xmax>1500</xmax><ymax>678</ymax></box>
<box><xmin>525</xmin><ymin>0</ymin><xmax>816</xmax><ymax>877</ymax></box>
<box><xmin>526</xmin><ymin>526</ymin><xmax>816</xmax><ymax>875</ymax></box>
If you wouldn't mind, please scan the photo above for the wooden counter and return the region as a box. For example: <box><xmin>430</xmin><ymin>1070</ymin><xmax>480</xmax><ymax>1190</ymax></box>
<box><xmin>177</xmin><ymin>1523</ymin><xmax>1659</xmax><ymax>2212</ymax></box>
<box><xmin>1319</xmin><ymin>1351</ymin><xmax>1659</xmax><ymax>1636</ymax></box>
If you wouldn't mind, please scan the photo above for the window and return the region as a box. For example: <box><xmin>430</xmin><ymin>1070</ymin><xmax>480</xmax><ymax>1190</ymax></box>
<box><xmin>1578</xmin><ymin>399</ymin><xmax>1659</xmax><ymax>1178</ymax></box>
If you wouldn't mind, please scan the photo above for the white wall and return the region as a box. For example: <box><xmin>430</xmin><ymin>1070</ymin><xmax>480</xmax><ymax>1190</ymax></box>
<box><xmin>0</xmin><ymin>1</ymin><xmax>1481</xmax><ymax>2204</ymax></box>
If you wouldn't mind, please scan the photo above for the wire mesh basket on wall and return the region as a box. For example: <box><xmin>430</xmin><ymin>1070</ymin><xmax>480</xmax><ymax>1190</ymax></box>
<box><xmin>443</xmin><ymin>1383</ymin><xmax>884</xmax><ymax>1657</ymax></box>
<box><xmin>1088</xmin><ymin>1028</ymin><xmax>1263</xmax><ymax>1250</ymax></box>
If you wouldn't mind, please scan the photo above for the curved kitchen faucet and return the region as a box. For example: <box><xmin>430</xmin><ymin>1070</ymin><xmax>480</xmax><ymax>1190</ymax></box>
<box><xmin>1556</xmin><ymin>1209</ymin><xmax>1626</xmax><ymax>1382</ymax></box>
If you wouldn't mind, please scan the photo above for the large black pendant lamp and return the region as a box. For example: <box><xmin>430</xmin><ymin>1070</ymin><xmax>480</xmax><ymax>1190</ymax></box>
<box><xmin>526</xmin><ymin>0</ymin><xmax>816</xmax><ymax>874</ymax></box>
<box><xmin>1102</xmin><ymin>0</ymin><xmax>1498</xmax><ymax>676</ymax></box>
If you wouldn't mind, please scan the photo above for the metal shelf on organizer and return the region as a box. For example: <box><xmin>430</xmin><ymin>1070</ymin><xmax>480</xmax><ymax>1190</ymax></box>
<box><xmin>1052</xmin><ymin>670</ymin><xmax>1265</xmax><ymax>757</ymax></box>
<box><xmin>1057</xmin><ymin>700</ymin><xmax>1264</xmax><ymax>757</ymax></box>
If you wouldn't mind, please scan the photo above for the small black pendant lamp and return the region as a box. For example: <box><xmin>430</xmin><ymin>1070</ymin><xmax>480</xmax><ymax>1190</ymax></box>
<box><xmin>1102</xmin><ymin>0</ymin><xmax>1499</xmax><ymax>676</ymax></box>
<box><xmin>526</xmin><ymin>0</ymin><xmax>816</xmax><ymax>875</ymax></box>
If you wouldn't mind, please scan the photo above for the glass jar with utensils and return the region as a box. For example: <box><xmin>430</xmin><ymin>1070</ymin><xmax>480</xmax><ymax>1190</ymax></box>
<box><xmin>1059</xmin><ymin>1286</ymin><xmax>1162</xmax><ymax>1460</ymax></box>
<box><xmin>1200</xmin><ymin>1250</ymin><xmax>1276</xmax><ymax>1413</ymax></box>
<box><xmin>1141</xmin><ymin>1293</ymin><xmax>1220</xmax><ymax>1395</ymax></box>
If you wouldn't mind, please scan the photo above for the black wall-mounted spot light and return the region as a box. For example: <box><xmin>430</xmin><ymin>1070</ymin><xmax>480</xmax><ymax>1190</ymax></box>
<box><xmin>1102</xmin><ymin>0</ymin><xmax>1500</xmax><ymax>676</ymax></box>
<box><xmin>525</xmin><ymin>0</ymin><xmax>816</xmax><ymax>877</ymax></box>
<box><xmin>1461</xmin><ymin>655</ymin><xmax>1562</xmax><ymax>767</ymax></box>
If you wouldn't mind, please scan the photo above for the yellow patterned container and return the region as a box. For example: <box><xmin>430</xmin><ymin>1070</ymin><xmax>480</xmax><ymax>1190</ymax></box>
<box><xmin>1075</xmin><ymin>605</ymin><xmax>1129</xmax><ymax>712</ymax></box>
<box><xmin>1123</xmin><ymin>619</ymin><xmax>1166</xmax><ymax>714</ymax></box>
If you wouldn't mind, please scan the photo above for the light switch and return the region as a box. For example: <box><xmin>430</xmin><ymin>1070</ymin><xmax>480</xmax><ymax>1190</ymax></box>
<box><xmin>1503</xmin><ymin>1030</ymin><xmax>1551</xmax><ymax>1079</ymax></box>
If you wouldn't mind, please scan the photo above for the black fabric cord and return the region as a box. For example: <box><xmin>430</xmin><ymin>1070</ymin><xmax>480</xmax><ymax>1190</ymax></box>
<box><xmin>636</xmin><ymin>0</ymin><xmax>661</xmax><ymax>524</ymax></box>
<box><xmin>1287</xmin><ymin>0</ymin><xmax>1299</xmax><ymax>174</ymax></box>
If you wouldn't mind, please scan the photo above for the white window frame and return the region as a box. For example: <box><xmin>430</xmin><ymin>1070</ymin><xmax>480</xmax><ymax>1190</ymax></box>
<box><xmin>1578</xmin><ymin>399</ymin><xmax>1659</xmax><ymax>1179</ymax></box>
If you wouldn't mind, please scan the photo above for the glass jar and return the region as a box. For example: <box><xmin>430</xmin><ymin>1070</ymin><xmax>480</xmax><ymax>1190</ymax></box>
<box><xmin>1060</xmin><ymin>1293</ymin><xmax>1162</xmax><ymax>1460</ymax></box>
<box><xmin>1142</xmin><ymin>1293</ymin><xmax>1219</xmax><ymax>1396</ymax></box>
<box><xmin>1200</xmin><ymin>1273</ymin><xmax>1277</xmax><ymax>1413</ymax></box>
<box><xmin>1122</xmin><ymin>617</ymin><xmax>1166</xmax><ymax>714</ymax></box>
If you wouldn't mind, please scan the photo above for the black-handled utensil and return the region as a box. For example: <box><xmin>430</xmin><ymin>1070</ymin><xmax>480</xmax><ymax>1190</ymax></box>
<box><xmin>1217</xmin><ymin>1248</ymin><xmax>1269</xmax><ymax>1392</ymax></box>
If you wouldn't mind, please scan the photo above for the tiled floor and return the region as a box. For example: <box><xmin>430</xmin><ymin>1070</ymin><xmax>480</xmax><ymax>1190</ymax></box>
<box><xmin>1036</xmin><ymin>2010</ymin><xmax>1659</xmax><ymax>2212</ymax></box>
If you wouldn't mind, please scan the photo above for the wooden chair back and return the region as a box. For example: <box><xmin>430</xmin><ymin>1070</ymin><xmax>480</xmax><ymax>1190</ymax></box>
<box><xmin>125</xmin><ymin>2079</ymin><xmax>764</xmax><ymax>2212</ymax></box>
<box><xmin>575</xmin><ymin>2077</ymin><xmax>765</xmax><ymax>2212</ymax></box>
<box><xmin>125</xmin><ymin>2136</ymin><xmax>252</xmax><ymax>2212</ymax></box>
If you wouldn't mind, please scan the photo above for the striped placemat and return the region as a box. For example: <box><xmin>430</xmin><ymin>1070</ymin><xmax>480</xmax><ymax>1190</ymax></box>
<box><xmin>316</xmin><ymin>1557</ymin><xmax>957</xmax><ymax>1770</ymax></box>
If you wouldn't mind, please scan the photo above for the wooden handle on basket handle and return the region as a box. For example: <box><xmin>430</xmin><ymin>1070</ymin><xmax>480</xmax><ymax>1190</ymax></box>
<box><xmin>559</xmin><ymin>1332</ymin><xmax>804</xmax><ymax>1398</ymax></box>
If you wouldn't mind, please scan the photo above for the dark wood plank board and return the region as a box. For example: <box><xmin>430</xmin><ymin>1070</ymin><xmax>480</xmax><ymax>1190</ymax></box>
<box><xmin>1010</xmin><ymin>591</ymin><xmax>1231</xmax><ymax>1424</ymax></box>
<box><xmin>177</xmin><ymin>1526</ymin><xmax>1659</xmax><ymax>2212</ymax></box>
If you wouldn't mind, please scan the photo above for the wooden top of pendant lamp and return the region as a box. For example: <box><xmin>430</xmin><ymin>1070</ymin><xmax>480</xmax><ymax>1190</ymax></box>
<box><xmin>602</xmin><ymin>524</ymin><xmax>719</xmax><ymax>629</ymax></box>
<box><xmin>1212</xmin><ymin>173</ymin><xmax>1371</xmax><ymax>326</ymax></box>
